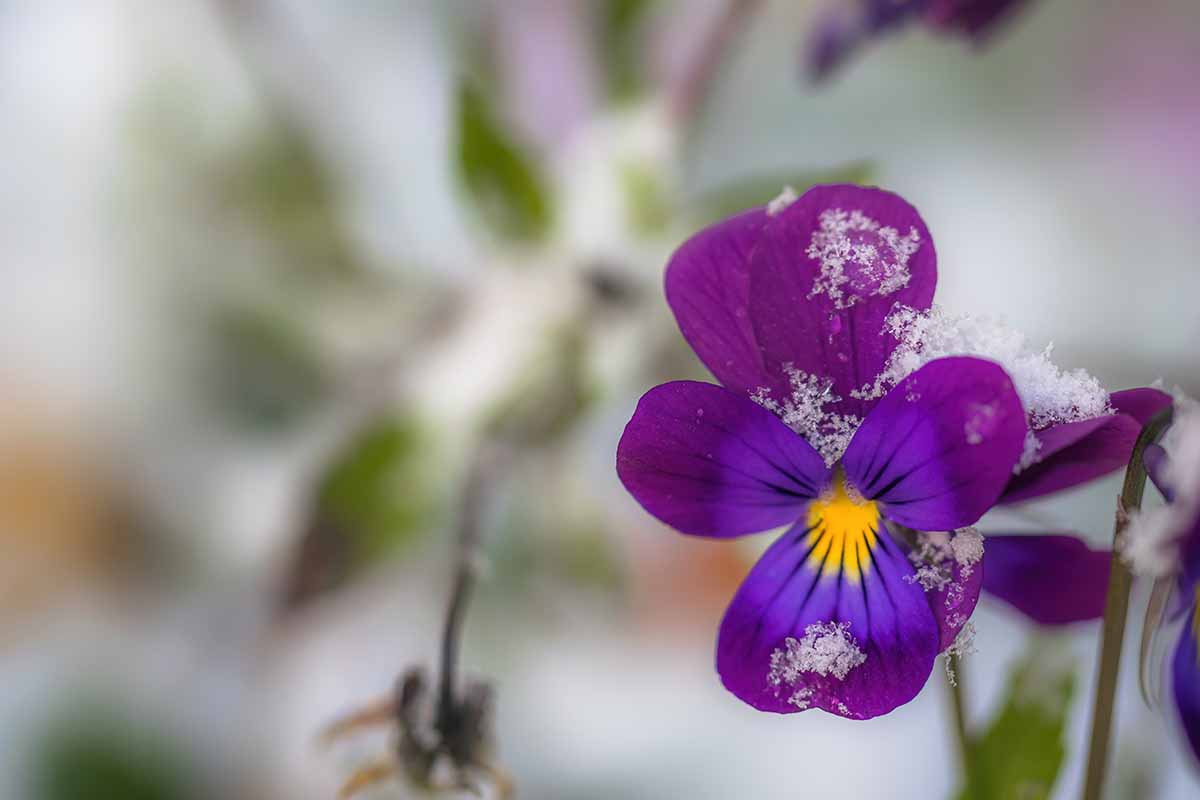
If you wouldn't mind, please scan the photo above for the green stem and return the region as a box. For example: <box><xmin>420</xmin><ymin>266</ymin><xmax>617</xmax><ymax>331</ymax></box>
<box><xmin>1080</xmin><ymin>407</ymin><xmax>1174</xmax><ymax>800</ymax></box>
<box><xmin>947</xmin><ymin>657</ymin><xmax>973</xmax><ymax>784</ymax></box>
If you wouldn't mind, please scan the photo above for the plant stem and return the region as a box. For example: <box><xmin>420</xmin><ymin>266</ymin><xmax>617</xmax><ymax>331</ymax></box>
<box><xmin>670</xmin><ymin>0</ymin><xmax>763</xmax><ymax>127</ymax></box>
<box><xmin>947</xmin><ymin>657</ymin><xmax>972</xmax><ymax>774</ymax></box>
<box><xmin>1080</xmin><ymin>408</ymin><xmax>1174</xmax><ymax>800</ymax></box>
<box><xmin>436</xmin><ymin>445</ymin><xmax>498</xmax><ymax>735</ymax></box>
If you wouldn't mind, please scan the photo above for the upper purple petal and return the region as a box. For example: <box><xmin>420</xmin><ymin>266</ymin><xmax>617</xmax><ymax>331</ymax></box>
<box><xmin>664</xmin><ymin>208</ymin><xmax>771</xmax><ymax>396</ymax></box>
<box><xmin>1171</xmin><ymin>606</ymin><xmax>1200</xmax><ymax>766</ymax></box>
<box><xmin>1113</xmin><ymin>387</ymin><xmax>1173</xmax><ymax>426</ymax></box>
<box><xmin>1001</xmin><ymin>414</ymin><xmax>1140</xmax><ymax>504</ymax></box>
<box><xmin>980</xmin><ymin>534</ymin><xmax>1111</xmax><ymax>625</ymax></box>
<box><xmin>842</xmin><ymin>356</ymin><xmax>1027</xmax><ymax>531</ymax></box>
<box><xmin>747</xmin><ymin>184</ymin><xmax>937</xmax><ymax>420</ymax></box>
<box><xmin>716</xmin><ymin>522</ymin><xmax>938</xmax><ymax>718</ymax></box>
<box><xmin>616</xmin><ymin>381</ymin><xmax>830</xmax><ymax>537</ymax></box>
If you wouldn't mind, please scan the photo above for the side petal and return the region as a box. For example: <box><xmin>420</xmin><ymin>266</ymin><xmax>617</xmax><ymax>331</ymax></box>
<box><xmin>1171</xmin><ymin>605</ymin><xmax>1200</xmax><ymax>765</ymax></box>
<box><xmin>1144</xmin><ymin>443</ymin><xmax>1175</xmax><ymax>501</ymax></box>
<box><xmin>842</xmin><ymin>356</ymin><xmax>1027</xmax><ymax>531</ymax></box>
<box><xmin>1001</xmin><ymin>414</ymin><xmax>1140</xmax><ymax>504</ymax></box>
<box><xmin>747</xmin><ymin>184</ymin><xmax>937</xmax><ymax>419</ymax></box>
<box><xmin>616</xmin><ymin>381</ymin><xmax>830</xmax><ymax>537</ymax></box>
<box><xmin>717</xmin><ymin>523</ymin><xmax>938</xmax><ymax>718</ymax></box>
<box><xmin>665</xmin><ymin>209</ymin><xmax>772</xmax><ymax>396</ymax></box>
<box><xmin>980</xmin><ymin>534</ymin><xmax>1111</xmax><ymax>624</ymax></box>
<box><xmin>1112</xmin><ymin>387</ymin><xmax>1173</xmax><ymax>426</ymax></box>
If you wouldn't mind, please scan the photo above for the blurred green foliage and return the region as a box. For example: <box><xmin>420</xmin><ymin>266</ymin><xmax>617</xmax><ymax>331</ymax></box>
<box><xmin>690</xmin><ymin>161</ymin><xmax>875</xmax><ymax>225</ymax></box>
<box><xmin>318</xmin><ymin>415</ymin><xmax>437</xmax><ymax>567</ymax></box>
<box><xmin>218</xmin><ymin>122</ymin><xmax>363</xmax><ymax>281</ymax></box>
<box><xmin>956</xmin><ymin>645</ymin><xmax>1076</xmax><ymax>800</ymax></box>
<box><xmin>456</xmin><ymin>82</ymin><xmax>552</xmax><ymax>242</ymax></box>
<box><xmin>600</xmin><ymin>0</ymin><xmax>657</xmax><ymax>102</ymax></box>
<box><xmin>31</xmin><ymin>704</ymin><xmax>196</xmax><ymax>800</ymax></box>
<box><xmin>484</xmin><ymin>322</ymin><xmax>597</xmax><ymax>446</ymax></box>
<box><xmin>206</xmin><ymin>306</ymin><xmax>327</xmax><ymax>433</ymax></box>
<box><xmin>621</xmin><ymin>160</ymin><xmax>673</xmax><ymax>235</ymax></box>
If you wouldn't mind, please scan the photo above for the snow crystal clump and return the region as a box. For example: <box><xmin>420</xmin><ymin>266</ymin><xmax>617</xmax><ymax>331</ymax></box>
<box><xmin>1121</xmin><ymin>392</ymin><xmax>1200</xmax><ymax>577</ymax></box>
<box><xmin>943</xmin><ymin>622</ymin><xmax>978</xmax><ymax>687</ymax></box>
<box><xmin>751</xmin><ymin>364</ymin><xmax>862</xmax><ymax>467</ymax></box>
<box><xmin>906</xmin><ymin>528</ymin><xmax>984</xmax><ymax>594</ymax></box>
<box><xmin>857</xmin><ymin>306</ymin><xmax>1112</xmax><ymax>443</ymax></box>
<box><xmin>806</xmin><ymin>208</ymin><xmax>920</xmax><ymax>309</ymax></box>
<box><xmin>767</xmin><ymin>185</ymin><xmax>799</xmax><ymax>216</ymax></box>
<box><xmin>768</xmin><ymin>622</ymin><xmax>866</xmax><ymax>687</ymax></box>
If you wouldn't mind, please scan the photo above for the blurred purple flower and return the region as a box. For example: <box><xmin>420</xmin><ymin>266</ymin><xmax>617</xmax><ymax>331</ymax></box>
<box><xmin>1122</xmin><ymin>397</ymin><xmax>1200</xmax><ymax>764</ymax></box>
<box><xmin>806</xmin><ymin>0</ymin><xmax>1033</xmax><ymax>82</ymax></box>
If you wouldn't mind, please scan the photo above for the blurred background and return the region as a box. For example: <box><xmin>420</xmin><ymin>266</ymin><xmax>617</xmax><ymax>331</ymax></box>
<box><xmin>1</xmin><ymin>0</ymin><xmax>1198</xmax><ymax>798</ymax></box>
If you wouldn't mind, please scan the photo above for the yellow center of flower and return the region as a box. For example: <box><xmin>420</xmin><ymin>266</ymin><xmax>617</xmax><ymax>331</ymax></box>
<box><xmin>804</xmin><ymin>472</ymin><xmax>880</xmax><ymax>583</ymax></box>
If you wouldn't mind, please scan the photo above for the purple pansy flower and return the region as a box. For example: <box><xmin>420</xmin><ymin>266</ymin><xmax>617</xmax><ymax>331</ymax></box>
<box><xmin>1122</xmin><ymin>396</ymin><xmax>1200</xmax><ymax>763</ymax></box>
<box><xmin>807</xmin><ymin>0</ymin><xmax>1033</xmax><ymax>82</ymax></box>
<box><xmin>616</xmin><ymin>183</ymin><xmax>1168</xmax><ymax>718</ymax></box>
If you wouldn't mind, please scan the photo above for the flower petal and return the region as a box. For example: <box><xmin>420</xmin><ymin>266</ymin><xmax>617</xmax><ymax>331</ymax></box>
<box><xmin>1171</xmin><ymin>605</ymin><xmax>1200</xmax><ymax>765</ymax></box>
<box><xmin>616</xmin><ymin>381</ymin><xmax>829</xmax><ymax>537</ymax></box>
<box><xmin>747</xmin><ymin>184</ymin><xmax>937</xmax><ymax>419</ymax></box>
<box><xmin>1144</xmin><ymin>443</ymin><xmax>1174</xmax><ymax>501</ymax></box>
<box><xmin>717</xmin><ymin>522</ymin><xmax>938</xmax><ymax>718</ymax></box>
<box><xmin>1113</xmin><ymin>387</ymin><xmax>1173</xmax><ymax>426</ymax></box>
<box><xmin>1001</xmin><ymin>414</ymin><xmax>1140</xmax><ymax>504</ymax></box>
<box><xmin>980</xmin><ymin>534</ymin><xmax>1111</xmax><ymax>624</ymax></box>
<box><xmin>932</xmin><ymin>532</ymin><xmax>984</xmax><ymax>651</ymax></box>
<box><xmin>842</xmin><ymin>356</ymin><xmax>1027</xmax><ymax>531</ymax></box>
<box><xmin>664</xmin><ymin>208</ymin><xmax>772</xmax><ymax>396</ymax></box>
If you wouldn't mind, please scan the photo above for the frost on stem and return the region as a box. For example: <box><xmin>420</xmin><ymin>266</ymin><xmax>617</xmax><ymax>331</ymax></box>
<box><xmin>751</xmin><ymin>365</ymin><xmax>862</xmax><ymax>466</ymax></box>
<box><xmin>853</xmin><ymin>305</ymin><xmax>1112</xmax><ymax>471</ymax></box>
<box><xmin>1121</xmin><ymin>392</ymin><xmax>1200</xmax><ymax>577</ymax></box>
<box><xmin>942</xmin><ymin>622</ymin><xmax>977</xmax><ymax>687</ymax></box>
<box><xmin>806</xmin><ymin>208</ymin><xmax>920</xmax><ymax>310</ymax></box>
<box><xmin>767</xmin><ymin>185</ymin><xmax>798</xmax><ymax>216</ymax></box>
<box><xmin>768</xmin><ymin>622</ymin><xmax>867</xmax><ymax>707</ymax></box>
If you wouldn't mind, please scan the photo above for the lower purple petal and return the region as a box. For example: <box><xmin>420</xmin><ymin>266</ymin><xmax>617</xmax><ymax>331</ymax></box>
<box><xmin>981</xmin><ymin>534</ymin><xmax>1111</xmax><ymax>625</ymax></box>
<box><xmin>1171</xmin><ymin>605</ymin><xmax>1200</xmax><ymax>765</ymax></box>
<box><xmin>717</xmin><ymin>523</ymin><xmax>938</xmax><ymax>719</ymax></box>
<box><xmin>843</xmin><ymin>356</ymin><xmax>1026</xmax><ymax>531</ymax></box>
<box><xmin>617</xmin><ymin>381</ymin><xmax>830</xmax><ymax>537</ymax></box>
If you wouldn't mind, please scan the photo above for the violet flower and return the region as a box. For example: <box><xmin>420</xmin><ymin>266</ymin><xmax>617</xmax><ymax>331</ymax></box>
<box><xmin>1122</xmin><ymin>396</ymin><xmax>1200</xmax><ymax>762</ymax></box>
<box><xmin>807</xmin><ymin>0</ymin><xmax>1033</xmax><ymax>82</ymax></box>
<box><xmin>616</xmin><ymin>183</ymin><xmax>1167</xmax><ymax>718</ymax></box>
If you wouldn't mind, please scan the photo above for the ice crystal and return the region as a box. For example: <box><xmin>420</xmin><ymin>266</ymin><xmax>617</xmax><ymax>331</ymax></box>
<box><xmin>768</xmin><ymin>622</ymin><xmax>866</xmax><ymax>688</ymax></box>
<box><xmin>767</xmin><ymin>185</ymin><xmax>799</xmax><ymax>216</ymax></box>
<box><xmin>806</xmin><ymin>208</ymin><xmax>920</xmax><ymax>309</ymax></box>
<box><xmin>856</xmin><ymin>306</ymin><xmax>1112</xmax><ymax>442</ymax></box>
<box><xmin>751</xmin><ymin>364</ymin><xmax>862</xmax><ymax>466</ymax></box>
<box><xmin>942</xmin><ymin>622</ymin><xmax>978</xmax><ymax>687</ymax></box>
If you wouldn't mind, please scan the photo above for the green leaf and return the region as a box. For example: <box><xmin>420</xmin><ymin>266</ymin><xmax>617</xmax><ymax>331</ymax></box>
<box><xmin>318</xmin><ymin>416</ymin><xmax>436</xmax><ymax>566</ymax></box>
<box><xmin>456</xmin><ymin>81</ymin><xmax>552</xmax><ymax>241</ymax></box>
<box><xmin>688</xmin><ymin>161</ymin><xmax>875</xmax><ymax>226</ymax></box>
<box><xmin>957</xmin><ymin>639</ymin><xmax>1077</xmax><ymax>800</ymax></box>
